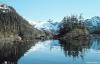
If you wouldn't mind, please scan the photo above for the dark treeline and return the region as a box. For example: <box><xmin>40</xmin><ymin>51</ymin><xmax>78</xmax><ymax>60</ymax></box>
<box><xmin>0</xmin><ymin>4</ymin><xmax>53</xmax><ymax>40</ymax></box>
<box><xmin>54</xmin><ymin>14</ymin><xmax>100</xmax><ymax>39</ymax></box>
<box><xmin>58</xmin><ymin>15</ymin><xmax>85</xmax><ymax>36</ymax></box>
<box><xmin>54</xmin><ymin>15</ymin><xmax>90</xmax><ymax>39</ymax></box>
<box><xmin>0</xmin><ymin>7</ymin><xmax>35</xmax><ymax>39</ymax></box>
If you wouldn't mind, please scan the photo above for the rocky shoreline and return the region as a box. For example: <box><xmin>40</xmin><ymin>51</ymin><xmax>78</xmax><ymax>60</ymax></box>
<box><xmin>54</xmin><ymin>29</ymin><xmax>90</xmax><ymax>40</ymax></box>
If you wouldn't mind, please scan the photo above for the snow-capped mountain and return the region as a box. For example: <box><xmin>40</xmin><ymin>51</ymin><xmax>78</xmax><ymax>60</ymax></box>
<box><xmin>85</xmin><ymin>16</ymin><xmax>100</xmax><ymax>26</ymax></box>
<box><xmin>29</xmin><ymin>19</ymin><xmax>59</xmax><ymax>34</ymax></box>
<box><xmin>85</xmin><ymin>16</ymin><xmax>100</xmax><ymax>32</ymax></box>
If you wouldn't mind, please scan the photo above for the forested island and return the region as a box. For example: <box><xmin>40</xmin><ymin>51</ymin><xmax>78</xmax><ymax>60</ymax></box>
<box><xmin>54</xmin><ymin>15</ymin><xmax>100</xmax><ymax>40</ymax></box>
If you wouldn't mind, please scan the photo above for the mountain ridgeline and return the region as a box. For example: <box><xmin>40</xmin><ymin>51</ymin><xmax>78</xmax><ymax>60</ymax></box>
<box><xmin>85</xmin><ymin>16</ymin><xmax>100</xmax><ymax>34</ymax></box>
<box><xmin>0</xmin><ymin>4</ymin><xmax>53</xmax><ymax>40</ymax></box>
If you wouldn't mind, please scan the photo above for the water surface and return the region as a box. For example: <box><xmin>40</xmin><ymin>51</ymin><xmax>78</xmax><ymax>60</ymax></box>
<box><xmin>0</xmin><ymin>37</ymin><xmax>100</xmax><ymax>64</ymax></box>
<box><xmin>17</xmin><ymin>37</ymin><xmax>100</xmax><ymax>64</ymax></box>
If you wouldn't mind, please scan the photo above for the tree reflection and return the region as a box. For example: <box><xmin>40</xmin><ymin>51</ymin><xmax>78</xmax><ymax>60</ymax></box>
<box><xmin>0</xmin><ymin>40</ymin><xmax>38</xmax><ymax>64</ymax></box>
<box><xmin>0</xmin><ymin>36</ymin><xmax>100</xmax><ymax>64</ymax></box>
<box><xmin>59</xmin><ymin>39</ymin><xmax>91</xmax><ymax>58</ymax></box>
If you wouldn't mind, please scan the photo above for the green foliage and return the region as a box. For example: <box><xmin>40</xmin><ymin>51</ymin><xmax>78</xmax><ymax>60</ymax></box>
<box><xmin>58</xmin><ymin>15</ymin><xmax>85</xmax><ymax>35</ymax></box>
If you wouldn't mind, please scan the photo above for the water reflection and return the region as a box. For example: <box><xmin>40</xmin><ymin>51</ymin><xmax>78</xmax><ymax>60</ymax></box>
<box><xmin>59</xmin><ymin>39</ymin><xmax>91</xmax><ymax>58</ymax></box>
<box><xmin>90</xmin><ymin>37</ymin><xmax>100</xmax><ymax>50</ymax></box>
<box><xmin>0</xmin><ymin>36</ymin><xmax>100</xmax><ymax>64</ymax></box>
<box><xmin>0</xmin><ymin>40</ymin><xmax>38</xmax><ymax>64</ymax></box>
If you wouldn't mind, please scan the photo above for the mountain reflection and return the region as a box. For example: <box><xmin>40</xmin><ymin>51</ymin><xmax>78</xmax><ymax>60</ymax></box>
<box><xmin>90</xmin><ymin>37</ymin><xmax>100</xmax><ymax>50</ymax></box>
<box><xmin>0</xmin><ymin>40</ymin><xmax>38</xmax><ymax>64</ymax></box>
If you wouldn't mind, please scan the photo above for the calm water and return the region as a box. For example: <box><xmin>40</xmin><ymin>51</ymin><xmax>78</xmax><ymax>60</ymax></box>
<box><xmin>0</xmin><ymin>37</ymin><xmax>100</xmax><ymax>64</ymax></box>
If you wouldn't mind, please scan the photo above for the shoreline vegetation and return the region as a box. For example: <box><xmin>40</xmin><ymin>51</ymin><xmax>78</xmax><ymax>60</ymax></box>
<box><xmin>0</xmin><ymin>4</ymin><xmax>100</xmax><ymax>41</ymax></box>
<box><xmin>0</xmin><ymin>4</ymin><xmax>53</xmax><ymax>41</ymax></box>
<box><xmin>54</xmin><ymin>15</ymin><xmax>90</xmax><ymax>40</ymax></box>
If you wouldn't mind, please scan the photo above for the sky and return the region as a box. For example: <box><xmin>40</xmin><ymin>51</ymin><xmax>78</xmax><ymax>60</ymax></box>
<box><xmin>0</xmin><ymin>0</ymin><xmax>100</xmax><ymax>22</ymax></box>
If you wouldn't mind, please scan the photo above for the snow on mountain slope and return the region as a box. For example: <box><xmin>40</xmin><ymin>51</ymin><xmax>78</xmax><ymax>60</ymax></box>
<box><xmin>85</xmin><ymin>16</ymin><xmax>100</xmax><ymax>32</ymax></box>
<box><xmin>85</xmin><ymin>16</ymin><xmax>100</xmax><ymax>27</ymax></box>
<box><xmin>29</xmin><ymin>20</ymin><xmax>59</xmax><ymax>31</ymax></box>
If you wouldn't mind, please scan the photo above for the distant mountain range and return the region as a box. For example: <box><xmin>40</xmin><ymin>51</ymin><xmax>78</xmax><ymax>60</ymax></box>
<box><xmin>85</xmin><ymin>16</ymin><xmax>100</xmax><ymax>33</ymax></box>
<box><xmin>29</xmin><ymin>20</ymin><xmax>59</xmax><ymax>34</ymax></box>
<box><xmin>30</xmin><ymin>16</ymin><xmax>100</xmax><ymax>34</ymax></box>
